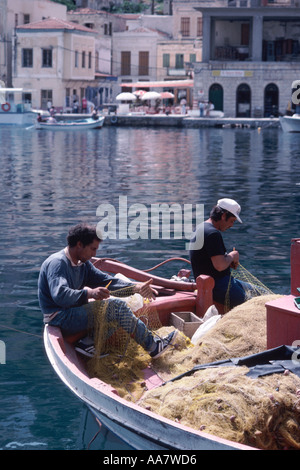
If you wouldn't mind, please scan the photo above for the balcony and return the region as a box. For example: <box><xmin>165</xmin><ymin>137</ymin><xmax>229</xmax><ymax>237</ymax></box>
<box><xmin>214</xmin><ymin>45</ymin><xmax>249</xmax><ymax>61</ymax></box>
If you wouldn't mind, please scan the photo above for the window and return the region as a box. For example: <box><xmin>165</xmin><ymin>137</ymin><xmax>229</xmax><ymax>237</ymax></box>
<box><xmin>175</xmin><ymin>53</ymin><xmax>184</xmax><ymax>69</ymax></box>
<box><xmin>24</xmin><ymin>14</ymin><xmax>30</xmax><ymax>24</ymax></box>
<box><xmin>66</xmin><ymin>88</ymin><xmax>70</xmax><ymax>107</ymax></box>
<box><xmin>24</xmin><ymin>93</ymin><xmax>32</xmax><ymax>104</ymax></box>
<box><xmin>139</xmin><ymin>51</ymin><xmax>149</xmax><ymax>76</ymax></box>
<box><xmin>22</xmin><ymin>48</ymin><xmax>33</xmax><ymax>67</ymax></box>
<box><xmin>82</xmin><ymin>51</ymin><xmax>86</xmax><ymax>68</ymax></box>
<box><xmin>163</xmin><ymin>53</ymin><xmax>170</xmax><ymax>68</ymax></box>
<box><xmin>190</xmin><ymin>53</ymin><xmax>196</xmax><ymax>63</ymax></box>
<box><xmin>104</xmin><ymin>23</ymin><xmax>112</xmax><ymax>35</ymax></box>
<box><xmin>121</xmin><ymin>51</ymin><xmax>131</xmax><ymax>75</ymax></box>
<box><xmin>42</xmin><ymin>48</ymin><xmax>52</xmax><ymax>68</ymax></box>
<box><xmin>181</xmin><ymin>17</ymin><xmax>190</xmax><ymax>37</ymax></box>
<box><xmin>197</xmin><ymin>17</ymin><xmax>202</xmax><ymax>37</ymax></box>
<box><xmin>41</xmin><ymin>89</ymin><xmax>52</xmax><ymax>110</ymax></box>
<box><xmin>88</xmin><ymin>51</ymin><xmax>92</xmax><ymax>69</ymax></box>
<box><xmin>75</xmin><ymin>50</ymin><xmax>78</xmax><ymax>68</ymax></box>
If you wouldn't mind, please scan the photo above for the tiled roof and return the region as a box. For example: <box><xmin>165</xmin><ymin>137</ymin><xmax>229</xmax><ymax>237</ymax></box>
<box><xmin>68</xmin><ymin>8</ymin><xmax>113</xmax><ymax>16</ymax></box>
<box><xmin>121</xmin><ymin>26</ymin><xmax>170</xmax><ymax>38</ymax></box>
<box><xmin>16</xmin><ymin>17</ymin><xmax>94</xmax><ymax>33</ymax></box>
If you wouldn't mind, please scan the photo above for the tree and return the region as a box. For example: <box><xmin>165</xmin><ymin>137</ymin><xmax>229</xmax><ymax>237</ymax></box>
<box><xmin>51</xmin><ymin>0</ymin><xmax>76</xmax><ymax>11</ymax></box>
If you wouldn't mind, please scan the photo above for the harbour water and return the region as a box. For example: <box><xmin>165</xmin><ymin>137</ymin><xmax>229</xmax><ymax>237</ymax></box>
<box><xmin>0</xmin><ymin>124</ymin><xmax>300</xmax><ymax>450</ymax></box>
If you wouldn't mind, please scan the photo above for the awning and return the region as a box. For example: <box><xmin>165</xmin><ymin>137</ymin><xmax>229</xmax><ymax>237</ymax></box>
<box><xmin>95</xmin><ymin>73</ymin><xmax>118</xmax><ymax>82</ymax></box>
<box><xmin>121</xmin><ymin>79</ymin><xmax>194</xmax><ymax>88</ymax></box>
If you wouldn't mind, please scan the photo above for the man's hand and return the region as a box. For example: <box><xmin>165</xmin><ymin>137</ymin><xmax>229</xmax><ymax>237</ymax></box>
<box><xmin>86</xmin><ymin>286</ymin><xmax>110</xmax><ymax>300</ymax></box>
<box><xmin>211</xmin><ymin>249</ymin><xmax>239</xmax><ymax>272</ymax></box>
<box><xmin>229</xmin><ymin>249</ymin><xmax>239</xmax><ymax>269</ymax></box>
<box><xmin>133</xmin><ymin>279</ymin><xmax>158</xmax><ymax>300</ymax></box>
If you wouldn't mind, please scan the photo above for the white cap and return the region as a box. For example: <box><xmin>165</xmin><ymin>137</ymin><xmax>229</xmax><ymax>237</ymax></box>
<box><xmin>217</xmin><ymin>198</ymin><xmax>242</xmax><ymax>223</ymax></box>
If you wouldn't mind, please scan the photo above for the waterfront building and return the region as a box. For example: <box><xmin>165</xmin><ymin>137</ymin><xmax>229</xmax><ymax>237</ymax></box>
<box><xmin>13</xmin><ymin>17</ymin><xmax>98</xmax><ymax>111</ymax></box>
<box><xmin>4</xmin><ymin>0</ymin><xmax>202</xmax><ymax>110</ymax></box>
<box><xmin>67</xmin><ymin>8</ymin><xmax>127</xmax><ymax>106</ymax></box>
<box><xmin>189</xmin><ymin>0</ymin><xmax>300</xmax><ymax>117</ymax></box>
<box><xmin>114</xmin><ymin>13</ymin><xmax>201</xmax><ymax>107</ymax></box>
<box><xmin>0</xmin><ymin>0</ymin><xmax>66</xmax><ymax>87</ymax></box>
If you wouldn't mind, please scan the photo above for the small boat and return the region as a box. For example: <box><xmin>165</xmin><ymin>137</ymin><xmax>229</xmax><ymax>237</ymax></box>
<box><xmin>0</xmin><ymin>87</ymin><xmax>35</xmax><ymax>126</ymax></box>
<box><xmin>279</xmin><ymin>114</ymin><xmax>300</xmax><ymax>132</ymax></box>
<box><xmin>36</xmin><ymin>116</ymin><xmax>105</xmax><ymax>130</ymax></box>
<box><xmin>43</xmin><ymin>257</ymin><xmax>252</xmax><ymax>450</ymax></box>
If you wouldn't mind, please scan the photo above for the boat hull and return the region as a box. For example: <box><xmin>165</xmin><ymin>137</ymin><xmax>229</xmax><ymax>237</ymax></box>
<box><xmin>279</xmin><ymin>115</ymin><xmax>300</xmax><ymax>132</ymax></box>
<box><xmin>43</xmin><ymin>256</ymin><xmax>255</xmax><ymax>450</ymax></box>
<box><xmin>36</xmin><ymin>116</ymin><xmax>104</xmax><ymax>130</ymax></box>
<box><xmin>44</xmin><ymin>324</ymin><xmax>253</xmax><ymax>451</ymax></box>
<box><xmin>0</xmin><ymin>111</ymin><xmax>35</xmax><ymax>126</ymax></box>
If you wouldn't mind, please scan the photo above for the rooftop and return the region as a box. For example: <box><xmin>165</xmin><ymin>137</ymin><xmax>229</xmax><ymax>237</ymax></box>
<box><xmin>16</xmin><ymin>17</ymin><xmax>95</xmax><ymax>33</ymax></box>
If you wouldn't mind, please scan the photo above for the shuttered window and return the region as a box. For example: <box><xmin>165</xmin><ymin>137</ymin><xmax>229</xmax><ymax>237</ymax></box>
<box><xmin>139</xmin><ymin>51</ymin><xmax>149</xmax><ymax>76</ymax></box>
<box><xmin>121</xmin><ymin>51</ymin><xmax>131</xmax><ymax>75</ymax></box>
<box><xmin>197</xmin><ymin>17</ymin><xmax>202</xmax><ymax>37</ymax></box>
<box><xmin>181</xmin><ymin>17</ymin><xmax>190</xmax><ymax>37</ymax></box>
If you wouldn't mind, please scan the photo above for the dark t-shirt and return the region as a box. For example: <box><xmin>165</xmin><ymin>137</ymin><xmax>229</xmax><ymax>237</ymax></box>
<box><xmin>189</xmin><ymin>222</ymin><xmax>230</xmax><ymax>280</ymax></box>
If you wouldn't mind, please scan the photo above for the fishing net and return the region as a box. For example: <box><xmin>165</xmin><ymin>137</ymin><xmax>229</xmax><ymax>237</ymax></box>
<box><xmin>147</xmin><ymin>294</ymin><xmax>281</xmax><ymax>381</ymax></box>
<box><xmin>139</xmin><ymin>364</ymin><xmax>300</xmax><ymax>450</ymax></box>
<box><xmin>138</xmin><ymin>294</ymin><xmax>300</xmax><ymax>450</ymax></box>
<box><xmin>85</xmin><ymin>286</ymin><xmax>166</xmax><ymax>399</ymax></box>
<box><xmin>224</xmin><ymin>263</ymin><xmax>274</xmax><ymax>313</ymax></box>
<box><xmin>82</xmin><ymin>268</ymin><xmax>300</xmax><ymax>449</ymax></box>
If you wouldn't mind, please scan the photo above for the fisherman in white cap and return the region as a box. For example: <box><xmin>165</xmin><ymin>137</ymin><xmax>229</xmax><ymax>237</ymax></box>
<box><xmin>189</xmin><ymin>198</ymin><xmax>247</xmax><ymax>309</ymax></box>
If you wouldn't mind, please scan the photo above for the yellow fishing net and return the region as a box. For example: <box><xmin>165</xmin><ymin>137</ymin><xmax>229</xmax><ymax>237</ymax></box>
<box><xmin>224</xmin><ymin>263</ymin><xmax>274</xmax><ymax>312</ymax></box>
<box><xmin>138</xmin><ymin>294</ymin><xmax>300</xmax><ymax>450</ymax></box>
<box><xmin>85</xmin><ymin>286</ymin><xmax>165</xmax><ymax>399</ymax></box>
<box><xmin>82</xmin><ymin>269</ymin><xmax>300</xmax><ymax>450</ymax></box>
<box><xmin>139</xmin><ymin>364</ymin><xmax>300</xmax><ymax>450</ymax></box>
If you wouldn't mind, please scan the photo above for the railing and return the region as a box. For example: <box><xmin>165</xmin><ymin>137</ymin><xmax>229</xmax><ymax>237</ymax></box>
<box><xmin>227</xmin><ymin>0</ymin><xmax>296</xmax><ymax>6</ymax></box>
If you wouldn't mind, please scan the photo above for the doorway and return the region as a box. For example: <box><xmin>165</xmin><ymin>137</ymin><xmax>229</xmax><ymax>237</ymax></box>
<box><xmin>264</xmin><ymin>83</ymin><xmax>279</xmax><ymax>117</ymax></box>
<box><xmin>236</xmin><ymin>83</ymin><xmax>251</xmax><ymax>117</ymax></box>
<box><xmin>209</xmin><ymin>84</ymin><xmax>223</xmax><ymax>111</ymax></box>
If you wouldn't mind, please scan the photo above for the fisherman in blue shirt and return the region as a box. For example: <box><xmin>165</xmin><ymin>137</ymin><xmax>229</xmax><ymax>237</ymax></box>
<box><xmin>38</xmin><ymin>223</ymin><xmax>176</xmax><ymax>358</ymax></box>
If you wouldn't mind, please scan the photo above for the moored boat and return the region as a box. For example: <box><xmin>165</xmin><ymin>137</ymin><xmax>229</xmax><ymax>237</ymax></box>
<box><xmin>0</xmin><ymin>87</ymin><xmax>35</xmax><ymax>126</ymax></box>
<box><xmin>279</xmin><ymin>114</ymin><xmax>300</xmax><ymax>132</ymax></box>
<box><xmin>43</xmin><ymin>256</ymin><xmax>253</xmax><ymax>450</ymax></box>
<box><xmin>36</xmin><ymin>116</ymin><xmax>104</xmax><ymax>130</ymax></box>
<box><xmin>43</xmin><ymin>243</ymin><xmax>300</xmax><ymax>451</ymax></box>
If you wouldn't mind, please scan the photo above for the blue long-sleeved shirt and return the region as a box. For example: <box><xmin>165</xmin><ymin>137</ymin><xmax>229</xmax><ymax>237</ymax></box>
<box><xmin>38</xmin><ymin>248</ymin><xmax>134</xmax><ymax>321</ymax></box>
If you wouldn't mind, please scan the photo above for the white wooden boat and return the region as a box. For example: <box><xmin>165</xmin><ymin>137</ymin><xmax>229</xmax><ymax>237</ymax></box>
<box><xmin>43</xmin><ymin>257</ymin><xmax>253</xmax><ymax>451</ymax></box>
<box><xmin>279</xmin><ymin>114</ymin><xmax>300</xmax><ymax>132</ymax></box>
<box><xmin>36</xmin><ymin>116</ymin><xmax>105</xmax><ymax>130</ymax></box>
<box><xmin>0</xmin><ymin>87</ymin><xmax>35</xmax><ymax>126</ymax></box>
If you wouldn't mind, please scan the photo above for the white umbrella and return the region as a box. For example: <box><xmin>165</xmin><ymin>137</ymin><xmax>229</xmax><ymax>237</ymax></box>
<box><xmin>116</xmin><ymin>92</ymin><xmax>137</xmax><ymax>102</ymax></box>
<box><xmin>133</xmin><ymin>90</ymin><xmax>147</xmax><ymax>97</ymax></box>
<box><xmin>160</xmin><ymin>92</ymin><xmax>174</xmax><ymax>99</ymax></box>
<box><xmin>141</xmin><ymin>91</ymin><xmax>161</xmax><ymax>101</ymax></box>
